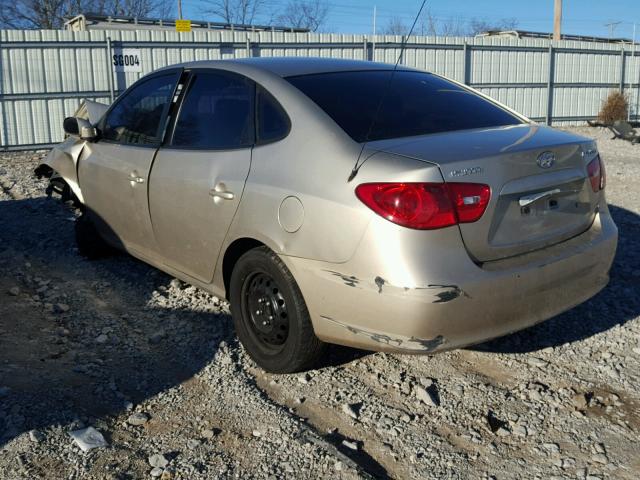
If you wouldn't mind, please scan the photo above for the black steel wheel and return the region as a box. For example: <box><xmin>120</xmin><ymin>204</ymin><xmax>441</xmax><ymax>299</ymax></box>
<box><xmin>229</xmin><ymin>246</ymin><xmax>327</xmax><ymax>373</ymax></box>
<box><xmin>242</xmin><ymin>271</ymin><xmax>290</xmax><ymax>350</ymax></box>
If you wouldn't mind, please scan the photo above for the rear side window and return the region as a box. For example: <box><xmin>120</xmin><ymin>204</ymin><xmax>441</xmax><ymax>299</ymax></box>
<box><xmin>256</xmin><ymin>87</ymin><xmax>290</xmax><ymax>144</ymax></box>
<box><xmin>172</xmin><ymin>71</ymin><xmax>255</xmax><ymax>149</ymax></box>
<box><xmin>286</xmin><ymin>70</ymin><xmax>522</xmax><ymax>142</ymax></box>
<box><xmin>102</xmin><ymin>73</ymin><xmax>177</xmax><ymax>145</ymax></box>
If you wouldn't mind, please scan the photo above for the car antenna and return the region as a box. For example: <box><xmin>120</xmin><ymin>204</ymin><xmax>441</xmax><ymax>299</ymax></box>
<box><xmin>347</xmin><ymin>0</ymin><xmax>428</xmax><ymax>182</ymax></box>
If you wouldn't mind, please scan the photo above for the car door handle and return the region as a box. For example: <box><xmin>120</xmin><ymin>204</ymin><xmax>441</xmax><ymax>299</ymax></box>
<box><xmin>209</xmin><ymin>189</ymin><xmax>234</xmax><ymax>200</ymax></box>
<box><xmin>129</xmin><ymin>173</ymin><xmax>145</xmax><ymax>184</ymax></box>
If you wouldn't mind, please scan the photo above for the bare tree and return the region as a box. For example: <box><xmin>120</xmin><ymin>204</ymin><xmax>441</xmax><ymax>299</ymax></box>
<box><xmin>468</xmin><ymin>17</ymin><xmax>518</xmax><ymax>36</ymax></box>
<box><xmin>275</xmin><ymin>0</ymin><xmax>328</xmax><ymax>32</ymax></box>
<box><xmin>0</xmin><ymin>0</ymin><xmax>172</xmax><ymax>29</ymax></box>
<box><xmin>380</xmin><ymin>8</ymin><xmax>518</xmax><ymax>39</ymax></box>
<box><xmin>435</xmin><ymin>16</ymin><xmax>467</xmax><ymax>37</ymax></box>
<box><xmin>0</xmin><ymin>0</ymin><xmax>68</xmax><ymax>28</ymax></box>
<box><xmin>382</xmin><ymin>16</ymin><xmax>408</xmax><ymax>36</ymax></box>
<box><xmin>418</xmin><ymin>9</ymin><xmax>472</xmax><ymax>37</ymax></box>
<box><xmin>113</xmin><ymin>0</ymin><xmax>172</xmax><ymax>18</ymax></box>
<box><xmin>205</xmin><ymin>0</ymin><xmax>264</xmax><ymax>26</ymax></box>
<box><xmin>384</xmin><ymin>10</ymin><xmax>468</xmax><ymax>38</ymax></box>
<box><xmin>420</xmin><ymin>9</ymin><xmax>437</xmax><ymax>36</ymax></box>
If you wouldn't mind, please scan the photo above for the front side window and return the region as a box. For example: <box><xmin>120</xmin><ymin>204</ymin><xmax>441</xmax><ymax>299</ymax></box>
<box><xmin>102</xmin><ymin>73</ymin><xmax>177</xmax><ymax>145</ymax></box>
<box><xmin>172</xmin><ymin>71</ymin><xmax>255</xmax><ymax>149</ymax></box>
<box><xmin>286</xmin><ymin>70</ymin><xmax>522</xmax><ymax>142</ymax></box>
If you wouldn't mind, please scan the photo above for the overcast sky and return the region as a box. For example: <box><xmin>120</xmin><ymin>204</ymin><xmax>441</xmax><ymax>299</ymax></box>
<box><xmin>184</xmin><ymin>0</ymin><xmax>640</xmax><ymax>39</ymax></box>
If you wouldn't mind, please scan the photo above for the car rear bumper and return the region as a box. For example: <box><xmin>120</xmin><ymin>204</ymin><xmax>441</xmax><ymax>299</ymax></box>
<box><xmin>281</xmin><ymin>202</ymin><xmax>618</xmax><ymax>353</ymax></box>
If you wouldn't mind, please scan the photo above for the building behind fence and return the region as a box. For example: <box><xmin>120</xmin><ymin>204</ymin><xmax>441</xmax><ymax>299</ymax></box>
<box><xmin>1</xmin><ymin>28</ymin><xmax>639</xmax><ymax>150</ymax></box>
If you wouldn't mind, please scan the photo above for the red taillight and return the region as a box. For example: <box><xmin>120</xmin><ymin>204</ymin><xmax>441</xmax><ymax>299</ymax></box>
<box><xmin>355</xmin><ymin>182</ymin><xmax>490</xmax><ymax>230</ymax></box>
<box><xmin>587</xmin><ymin>155</ymin><xmax>605</xmax><ymax>192</ymax></box>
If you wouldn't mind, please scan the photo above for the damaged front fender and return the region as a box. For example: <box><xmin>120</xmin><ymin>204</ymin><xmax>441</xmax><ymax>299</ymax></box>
<box><xmin>35</xmin><ymin>136</ymin><xmax>87</xmax><ymax>204</ymax></box>
<box><xmin>34</xmin><ymin>99</ymin><xmax>109</xmax><ymax>204</ymax></box>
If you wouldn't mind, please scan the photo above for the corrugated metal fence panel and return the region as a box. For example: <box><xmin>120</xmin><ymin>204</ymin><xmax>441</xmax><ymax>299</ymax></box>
<box><xmin>553</xmin><ymin>86</ymin><xmax>614</xmax><ymax>119</ymax></box>
<box><xmin>624</xmin><ymin>47</ymin><xmax>640</xmax><ymax>85</ymax></box>
<box><xmin>476</xmin><ymin>87</ymin><xmax>548</xmax><ymax>120</ymax></box>
<box><xmin>554</xmin><ymin>48</ymin><xmax>622</xmax><ymax>85</ymax></box>
<box><xmin>406</xmin><ymin>37</ymin><xmax>465</xmax><ymax>82</ymax></box>
<box><xmin>624</xmin><ymin>48</ymin><xmax>640</xmax><ymax>119</ymax></box>
<box><xmin>471</xmin><ymin>37</ymin><xmax>549</xmax><ymax>85</ymax></box>
<box><xmin>1</xmin><ymin>29</ymin><xmax>640</xmax><ymax>149</ymax></box>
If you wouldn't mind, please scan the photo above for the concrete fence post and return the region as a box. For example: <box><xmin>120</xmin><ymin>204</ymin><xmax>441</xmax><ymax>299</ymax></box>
<box><xmin>636</xmin><ymin>50</ymin><xmax>640</xmax><ymax>121</ymax></box>
<box><xmin>619</xmin><ymin>45</ymin><xmax>626</xmax><ymax>94</ymax></box>
<box><xmin>364</xmin><ymin>37</ymin><xmax>376</xmax><ymax>62</ymax></box>
<box><xmin>462</xmin><ymin>41</ymin><xmax>469</xmax><ymax>85</ymax></box>
<box><xmin>546</xmin><ymin>44</ymin><xmax>555</xmax><ymax>125</ymax></box>
<box><xmin>106</xmin><ymin>37</ymin><xmax>114</xmax><ymax>102</ymax></box>
<box><xmin>371</xmin><ymin>35</ymin><xmax>376</xmax><ymax>62</ymax></box>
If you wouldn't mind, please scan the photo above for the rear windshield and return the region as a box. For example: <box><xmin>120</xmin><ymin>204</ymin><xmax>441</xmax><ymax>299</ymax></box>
<box><xmin>286</xmin><ymin>70</ymin><xmax>522</xmax><ymax>142</ymax></box>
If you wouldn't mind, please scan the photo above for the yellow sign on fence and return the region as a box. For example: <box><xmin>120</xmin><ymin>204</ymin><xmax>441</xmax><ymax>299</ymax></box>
<box><xmin>175</xmin><ymin>20</ymin><xmax>191</xmax><ymax>32</ymax></box>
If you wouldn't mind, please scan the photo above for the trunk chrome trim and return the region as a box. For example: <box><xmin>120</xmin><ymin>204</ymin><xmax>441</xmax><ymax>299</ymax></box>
<box><xmin>518</xmin><ymin>188</ymin><xmax>561</xmax><ymax>207</ymax></box>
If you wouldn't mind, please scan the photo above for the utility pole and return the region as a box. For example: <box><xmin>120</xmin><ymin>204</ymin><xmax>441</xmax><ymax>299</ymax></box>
<box><xmin>373</xmin><ymin>5</ymin><xmax>377</xmax><ymax>36</ymax></box>
<box><xmin>178</xmin><ymin>0</ymin><xmax>183</xmax><ymax>20</ymax></box>
<box><xmin>553</xmin><ymin>0</ymin><xmax>562</xmax><ymax>41</ymax></box>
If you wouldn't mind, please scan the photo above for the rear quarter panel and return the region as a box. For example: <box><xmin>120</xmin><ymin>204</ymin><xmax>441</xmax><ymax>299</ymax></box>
<box><xmin>224</xmin><ymin>144</ymin><xmax>445</xmax><ymax>266</ymax></box>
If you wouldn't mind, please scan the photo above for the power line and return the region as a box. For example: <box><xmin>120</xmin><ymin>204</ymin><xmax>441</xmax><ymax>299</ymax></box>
<box><xmin>604</xmin><ymin>21</ymin><xmax>622</xmax><ymax>39</ymax></box>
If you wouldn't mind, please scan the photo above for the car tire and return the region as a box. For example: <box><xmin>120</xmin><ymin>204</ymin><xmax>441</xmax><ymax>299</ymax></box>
<box><xmin>75</xmin><ymin>213</ymin><xmax>113</xmax><ymax>259</ymax></box>
<box><xmin>229</xmin><ymin>246</ymin><xmax>327</xmax><ymax>373</ymax></box>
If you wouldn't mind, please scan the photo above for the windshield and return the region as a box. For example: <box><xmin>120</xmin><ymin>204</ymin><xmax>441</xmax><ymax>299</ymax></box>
<box><xmin>286</xmin><ymin>70</ymin><xmax>523</xmax><ymax>142</ymax></box>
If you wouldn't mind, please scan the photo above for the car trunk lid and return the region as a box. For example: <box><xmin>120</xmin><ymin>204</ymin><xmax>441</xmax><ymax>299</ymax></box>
<box><xmin>368</xmin><ymin>124</ymin><xmax>600</xmax><ymax>262</ymax></box>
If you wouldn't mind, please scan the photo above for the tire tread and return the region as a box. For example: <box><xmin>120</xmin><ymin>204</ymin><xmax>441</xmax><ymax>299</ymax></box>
<box><xmin>230</xmin><ymin>246</ymin><xmax>327</xmax><ymax>373</ymax></box>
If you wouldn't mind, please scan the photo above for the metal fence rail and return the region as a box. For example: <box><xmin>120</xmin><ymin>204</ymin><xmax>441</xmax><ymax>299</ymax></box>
<box><xmin>1</xmin><ymin>28</ymin><xmax>639</xmax><ymax>150</ymax></box>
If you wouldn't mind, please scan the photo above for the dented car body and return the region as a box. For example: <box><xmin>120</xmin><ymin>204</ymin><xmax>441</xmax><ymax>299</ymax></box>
<box><xmin>39</xmin><ymin>58</ymin><xmax>617</xmax><ymax>371</ymax></box>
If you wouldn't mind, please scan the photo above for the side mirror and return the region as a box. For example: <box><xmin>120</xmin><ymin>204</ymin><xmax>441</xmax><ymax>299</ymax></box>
<box><xmin>63</xmin><ymin>116</ymin><xmax>98</xmax><ymax>141</ymax></box>
<box><xmin>63</xmin><ymin>117</ymin><xmax>79</xmax><ymax>135</ymax></box>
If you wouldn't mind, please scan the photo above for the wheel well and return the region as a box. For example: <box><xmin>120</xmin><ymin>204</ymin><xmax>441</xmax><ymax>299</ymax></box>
<box><xmin>222</xmin><ymin>238</ymin><xmax>265</xmax><ymax>299</ymax></box>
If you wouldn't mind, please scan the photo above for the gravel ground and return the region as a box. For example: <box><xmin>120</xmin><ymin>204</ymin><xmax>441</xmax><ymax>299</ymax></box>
<box><xmin>0</xmin><ymin>127</ymin><xmax>639</xmax><ymax>479</ymax></box>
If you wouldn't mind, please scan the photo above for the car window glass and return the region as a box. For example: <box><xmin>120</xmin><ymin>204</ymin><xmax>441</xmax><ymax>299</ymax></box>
<box><xmin>172</xmin><ymin>71</ymin><xmax>255</xmax><ymax>149</ymax></box>
<box><xmin>257</xmin><ymin>87</ymin><xmax>290</xmax><ymax>143</ymax></box>
<box><xmin>286</xmin><ymin>70</ymin><xmax>522</xmax><ymax>142</ymax></box>
<box><xmin>102</xmin><ymin>74</ymin><xmax>176</xmax><ymax>145</ymax></box>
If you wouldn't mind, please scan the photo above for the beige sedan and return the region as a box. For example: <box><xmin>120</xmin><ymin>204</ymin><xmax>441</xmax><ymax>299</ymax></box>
<box><xmin>39</xmin><ymin>57</ymin><xmax>617</xmax><ymax>372</ymax></box>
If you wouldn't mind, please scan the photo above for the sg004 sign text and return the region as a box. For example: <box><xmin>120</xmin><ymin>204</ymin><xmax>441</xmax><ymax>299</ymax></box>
<box><xmin>112</xmin><ymin>49</ymin><xmax>142</xmax><ymax>72</ymax></box>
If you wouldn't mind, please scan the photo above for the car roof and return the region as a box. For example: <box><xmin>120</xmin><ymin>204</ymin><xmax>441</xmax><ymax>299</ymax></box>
<box><xmin>177</xmin><ymin>57</ymin><xmax>415</xmax><ymax>78</ymax></box>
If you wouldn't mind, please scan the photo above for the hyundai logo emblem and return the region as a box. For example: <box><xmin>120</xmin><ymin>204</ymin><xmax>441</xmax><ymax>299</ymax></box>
<box><xmin>537</xmin><ymin>151</ymin><xmax>555</xmax><ymax>169</ymax></box>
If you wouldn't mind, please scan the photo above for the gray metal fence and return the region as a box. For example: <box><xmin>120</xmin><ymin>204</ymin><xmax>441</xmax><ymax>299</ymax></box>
<box><xmin>1</xmin><ymin>28</ymin><xmax>639</xmax><ymax>150</ymax></box>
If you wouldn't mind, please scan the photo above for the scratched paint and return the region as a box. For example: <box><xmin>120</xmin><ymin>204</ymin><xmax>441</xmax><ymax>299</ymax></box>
<box><xmin>321</xmin><ymin>315</ymin><xmax>446</xmax><ymax>352</ymax></box>
<box><xmin>416</xmin><ymin>284</ymin><xmax>470</xmax><ymax>303</ymax></box>
<box><xmin>324</xmin><ymin>270</ymin><xmax>467</xmax><ymax>303</ymax></box>
<box><xmin>323</xmin><ymin>270</ymin><xmax>360</xmax><ymax>288</ymax></box>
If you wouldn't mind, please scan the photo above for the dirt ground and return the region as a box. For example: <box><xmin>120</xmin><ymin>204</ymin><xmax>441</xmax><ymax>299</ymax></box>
<box><xmin>0</xmin><ymin>126</ymin><xmax>639</xmax><ymax>479</ymax></box>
